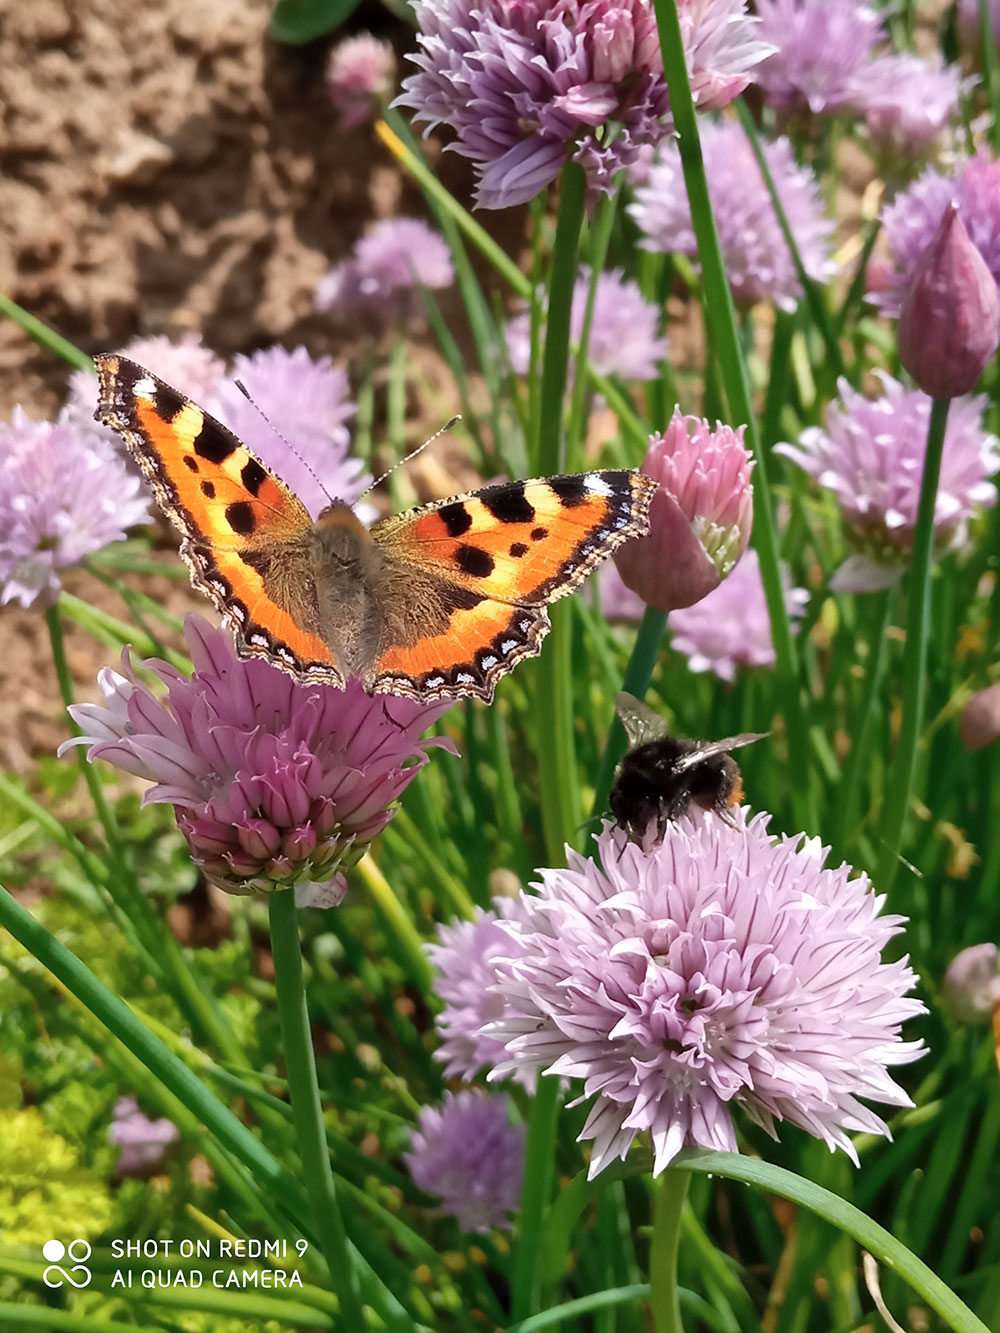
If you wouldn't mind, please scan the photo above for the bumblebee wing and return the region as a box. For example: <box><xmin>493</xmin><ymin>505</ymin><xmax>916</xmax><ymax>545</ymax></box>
<box><xmin>672</xmin><ymin>732</ymin><xmax>768</xmax><ymax>772</ymax></box>
<box><xmin>614</xmin><ymin>691</ymin><xmax>670</xmax><ymax>749</ymax></box>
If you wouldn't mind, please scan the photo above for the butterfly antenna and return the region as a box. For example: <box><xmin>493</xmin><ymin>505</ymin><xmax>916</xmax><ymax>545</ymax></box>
<box><xmin>359</xmin><ymin>415</ymin><xmax>461</xmax><ymax>501</ymax></box>
<box><xmin>233</xmin><ymin>379</ymin><xmax>336</xmax><ymax>508</ymax></box>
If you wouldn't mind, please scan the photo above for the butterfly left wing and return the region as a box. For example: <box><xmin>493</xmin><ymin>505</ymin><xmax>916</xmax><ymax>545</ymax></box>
<box><xmin>94</xmin><ymin>354</ymin><xmax>345</xmax><ymax>685</ymax></box>
<box><xmin>369</xmin><ymin>472</ymin><xmax>655</xmax><ymax>701</ymax></box>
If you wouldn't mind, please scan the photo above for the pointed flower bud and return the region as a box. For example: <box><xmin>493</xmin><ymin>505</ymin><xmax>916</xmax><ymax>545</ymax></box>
<box><xmin>898</xmin><ymin>203</ymin><xmax>1000</xmax><ymax>399</ymax></box>
<box><xmin>941</xmin><ymin>943</ymin><xmax>1000</xmax><ymax>1025</ymax></box>
<box><xmin>960</xmin><ymin>681</ymin><xmax>1000</xmax><ymax>750</ymax></box>
<box><xmin>613</xmin><ymin>409</ymin><xmax>754</xmax><ymax>612</ymax></box>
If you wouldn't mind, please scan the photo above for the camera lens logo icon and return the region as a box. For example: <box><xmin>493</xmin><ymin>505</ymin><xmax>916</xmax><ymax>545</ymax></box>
<box><xmin>42</xmin><ymin>1239</ymin><xmax>93</xmax><ymax>1288</ymax></box>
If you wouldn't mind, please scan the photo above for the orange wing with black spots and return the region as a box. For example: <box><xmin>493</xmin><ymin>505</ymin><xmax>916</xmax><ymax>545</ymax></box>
<box><xmin>369</xmin><ymin>472</ymin><xmax>656</xmax><ymax>701</ymax></box>
<box><xmin>94</xmin><ymin>355</ymin><xmax>343</xmax><ymax>683</ymax></box>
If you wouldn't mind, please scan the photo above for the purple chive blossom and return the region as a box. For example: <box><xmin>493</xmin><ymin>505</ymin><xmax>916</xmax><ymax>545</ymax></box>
<box><xmin>941</xmin><ymin>944</ymin><xmax>1000</xmax><ymax>1025</ymax></box>
<box><xmin>405</xmin><ymin>1090</ymin><xmax>524</xmax><ymax>1231</ymax></box>
<box><xmin>754</xmin><ymin>0</ymin><xmax>885</xmax><ymax>117</ymax></box>
<box><xmin>326</xmin><ymin>33</ymin><xmax>396</xmax><ymax>130</ymax></box>
<box><xmin>860</xmin><ymin>52</ymin><xmax>965</xmax><ymax>158</ymax></box>
<box><xmin>487</xmin><ymin>815</ymin><xmax>924</xmax><ymax>1178</ymax></box>
<box><xmin>869</xmin><ymin>148</ymin><xmax>1000</xmax><ymax>319</ymax></box>
<box><xmin>614</xmin><ymin>409</ymin><xmax>754</xmax><ymax>612</ymax></box>
<box><xmin>668</xmin><ymin>549</ymin><xmax>807</xmax><ymax>681</ymax></box>
<box><xmin>776</xmin><ymin>373</ymin><xmax>999</xmax><ymax>590</ymax></box>
<box><xmin>631</xmin><ymin>121</ymin><xmax>836</xmax><ymax>312</ymax></box>
<box><xmin>207</xmin><ymin>346</ymin><xmax>364</xmax><ymax>520</ymax></box>
<box><xmin>64</xmin><ymin>334</ymin><xmax>226</xmax><ymax>450</ymax></box>
<box><xmin>314</xmin><ymin>217</ymin><xmax>454</xmax><ymax>324</ymax></box>
<box><xmin>429</xmin><ymin>902</ymin><xmax>533</xmax><ymax>1086</ymax></box>
<box><xmin>60</xmin><ymin>615</ymin><xmax>452</xmax><ymax>900</ymax></box>
<box><xmin>109</xmin><ymin>1096</ymin><xmax>179</xmax><ymax>1174</ymax></box>
<box><xmin>505</xmin><ymin>267</ymin><xmax>668</xmax><ymax>382</ymax></box>
<box><xmin>0</xmin><ymin>409</ymin><xmax>150</xmax><ymax>610</ymax></box>
<box><xmin>396</xmin><ymin>0</ymin><xmax>769</xmax><ymax>209</ymax></box>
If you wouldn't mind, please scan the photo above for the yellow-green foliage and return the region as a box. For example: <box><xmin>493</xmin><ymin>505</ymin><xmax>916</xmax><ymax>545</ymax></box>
<box><xmin>0</xmin><ymin>1106</ymin><xmax>112</xmax><ymax>1245</ymax></box>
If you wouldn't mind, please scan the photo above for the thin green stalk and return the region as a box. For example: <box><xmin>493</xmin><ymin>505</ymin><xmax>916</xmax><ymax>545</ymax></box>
<box><xmin>355</xmin><ymin>851</ymin><xmax>438</xmax><ymax>990</ymax></box>
<box><xmin>0</xmin><ymin>292</ymin><xmax>93</xmax><ymax>369</ymax></box>
<box><xmin>536</xmin><ymin>162</ymin><xmax>587</xmax><ymax>474</ymax></box>
<box><xmin>978</xmin><ymin>0</ymin><xmax>1000</xmax><ymax>154</ymax></box>
<box><xmin>735</xmin><ymin>102</ymin><xmax>845</xmax><ymax>380</ymax></box>
<box><xmin>535</xmin><ymin>163</ymin><xmax>588</xmax><ymax>860</ymax></box>
<box><xmin>567</xmin><ymin>185</ymin><xmax>621</xmax><ymax>468</ymax></box>
<box><xmin>511</xmin><ymin>1074</ymin><xmax>563</xmax><ymax>1320</ymax></box>
<box><xmin>760</xmin><ymin>308</ymin><xmax>797</xmax><ymax>448</ymax></box>
<box><xmin>0</xmin><ymin>885</ymin><xmax>313</xmax><ymax>1238</ymax></box>
<box><xmin>649</xmin><ymin>1170</ymin><xmax>691</xmax><ymax>1333</ymax></box>
<box><xmin>267</xmin><ymin>890</ymin><xmax>366</xmax><ymax>1322</ymax></box>
<box><xmin>875</xmin><ymin>398</ymin><xmax>950</xmax><ymax>891</ymax></box>
<box><xmin>590</xmin><ymin>607</ymin><xmax>669</xmax><ymax>826</ymax></box>
<box><xmin>652</xmin><ymin>0</ymin><xmax>815</xmax><ymax>834</ymax></box>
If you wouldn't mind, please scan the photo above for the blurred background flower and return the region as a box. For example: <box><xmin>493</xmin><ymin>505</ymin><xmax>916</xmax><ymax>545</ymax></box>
<box><xmin>488</xmin><ymin>813</ymin><xmax>924</xmax><ymax>1177</ymax></box>
<box><xmin>754</xmin><ymin>0</ymin><xmax>885</xmax><ymax>116</ymax></box>
<box><xmin>505</xmin><ymin>267</ymin><xmax>667</xmax><ymax>383</ymax></box>
<box><xmin>314</xmin><ymin>216</ymin><xmax>454</xmax><ymax>324</ymax></box>
<box><xmin>668</xmin><ymin>549</ymin><xmax>807</xmax><ymax>680</ymax></box>
<box><xmin>777</xmin><ymin>373</ymin><xmax>998</xmax><ymax>589</ymax></box>
<box><xmin>62</xmin><ymin>616</ymin><xmax>453</xmax><ymax>900</ymax></box>
<box><xmin>0</xmin><ymin>408</ymin><xmax>150</xmax><ymax>609</ymax></box>
<box><xmin>326</xmin><ymin>33</ymin><xmax>396</xmax><ymax>130</ymax></box>
<box><xmin>108</xmin><ymin>1095</ymin><xmax>179</xmax><ymax>1174</ymax></box>
<box><xmin>631</xmin><ymin>120</ymin><xmax>836</xmax><ymax>311</ymax></box>
<box><xmin>405</xmin><ymin>1090</ymin><xmax>524</xmax><ymax>1231</ymax></box>
<box><xmin>941</xmin><ymin>943</ymin><xmax>1000</xmax><ymax>1025</ymax></box>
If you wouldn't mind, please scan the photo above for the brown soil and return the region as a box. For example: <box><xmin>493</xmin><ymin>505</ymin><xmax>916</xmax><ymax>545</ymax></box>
<box><xmin>0</xmin><ymin>0</ymin><xmax>526</xmax><ymax>769</ymax></box>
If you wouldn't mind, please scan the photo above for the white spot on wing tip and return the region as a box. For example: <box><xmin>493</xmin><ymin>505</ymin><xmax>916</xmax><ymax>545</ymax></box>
<box><xmin>134</xmin><ymin>376</ymin><xmax>157</xmax><ymax>401</ymax></box>
<box><xmin>585</xmin><ymin>474</ymin><xmax>613</xmax><ymax>497</ymax></box>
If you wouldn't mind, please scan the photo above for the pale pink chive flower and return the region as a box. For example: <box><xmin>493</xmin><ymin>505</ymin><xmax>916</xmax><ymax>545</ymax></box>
<box><xmin>487</xmin><ymin>814</ymin><xmax>924</xmax><ymax>1179</ymax></box>
<box><xmin>960</xmin><ymin>682</ymin><xmax>1000</xmax><ymax>750</ymax></box>
<box><xmin>314</xmin><ymin>217</ymin><xmax>454</xmax><ymax>324</ymax></box>
<box><xmin>614</xmin><ymin>410</ymin><xmax>753</xmax><ymax>612</ymax></box>
<box><xmin>429</xmin><ymin>903</ymin><xmax>533</xmax><ymax>1087</ymax></box>
<box><xmin>942</xmin><ymin>944</ymin><xmax>1000</xmax><ymax>1025</ymax></box>
<box><xmin>207</xmin><ymin>346</ymin><xmax>364</xmax><ymax>520</ymax></box>
<box><xmin>326</xmin><ymin>33</ymin><xmax>396</xmax><ymax>130</ymax></box>
<box><xmin>505</xmin><ymin>268</ymin><xmax>668</xmax><ymax>383</ymax></box>
<box><xmin>64</xmin><ymin>333</ymin><xmax>226</xmax><ymax>446</ymax></box>
<box><xmin>869</xmin><ymin>148</ymin><xmax>1000</xmax><ymax>319</ymax></box>
<box><xmin>776</xmin><ymin>373</ymin><xmax>999</xmax><ymax>590</ymax></box>
<box><xmin>396</xmin><ymin>0</ymin><xmax>770</xmax><ymax>209</ymax></box>
<box><xmin>860</xmin><ymin>53</ymin><xmax>965</xmax><ymax>158</ymax></box>
<box><xmin>109</xmin><ymin>1096</ymin><xmax>179</xmax><ymax>1174</ymax></box>
<box><xmin>754</xmin><ymin>0</ymin><xmax>885</xmax><ymax>116</ymax></box>
<box><xmin>668</xmin><ymin>549</ymin><xmax>807</xmax><ymax>681</ymax></box>
<box><xmin>898</xmin><ymin>204</ymin><xmax>1000</xmax><ymax>399</ymax></box>
<box><xmin>405</xmin><ymin>1090</ymin><xmax>524</xmax><ymax>1231</ymax></box>
<box><xmin>61</xmin><ymin>616</ymin><xmax>452</xmax><ymax>900</ymax></box>
<box><xmin>0</xmin><ymin>408</ymin><xmax>150</xmax><ymax>609</ymax></box>
<box><xmin>631</xmin><ymin>121</ymin><xmax>836</xmax><ymax>312</ymax></box>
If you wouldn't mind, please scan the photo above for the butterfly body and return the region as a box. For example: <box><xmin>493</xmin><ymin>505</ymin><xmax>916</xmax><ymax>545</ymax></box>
<box><xmin>610</xmin><ymin>691</ymin><xmax>766</xmax><ymax>845</ymax></box>
<box><xmin>96</xmin><ymin>354</ymin><xmax>656</xmax><ymax>702</ymax></box>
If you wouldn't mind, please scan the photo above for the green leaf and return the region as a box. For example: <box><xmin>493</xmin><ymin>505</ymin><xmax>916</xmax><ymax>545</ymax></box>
<box><xmin>269</xmin><ymin>0</ymin><xmax>362</xmax><ymax>44</ymax></box>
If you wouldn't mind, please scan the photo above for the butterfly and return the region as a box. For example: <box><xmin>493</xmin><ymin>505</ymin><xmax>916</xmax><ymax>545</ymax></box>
<box><xmin>609</xmin><ymin>691</ymin><xmax>766</xmax><ymax>845</ymax></box>
<box><xmin>95</xmin><ymin>355</ymin><xmax>656</xmax><ymax>703</ymax></box>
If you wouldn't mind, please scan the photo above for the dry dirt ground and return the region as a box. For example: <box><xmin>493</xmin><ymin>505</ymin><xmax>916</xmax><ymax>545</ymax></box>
<box><xmin>0</xmin><ymin>0</ymin><xmax>528</xmax><ymax>771</ymax></box>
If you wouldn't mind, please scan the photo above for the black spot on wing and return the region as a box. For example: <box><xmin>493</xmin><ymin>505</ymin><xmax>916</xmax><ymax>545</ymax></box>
<box><xmin>531</xmin><ymin>526</ymin><xmax>549</xmax><ymax>542</ymax></box>
<box><xmin>241</xmin><ymin>459</ymin><xmax>267</xmax><ymax>497</ymax></box>
<box><xmin>437</xmin><ymin>501</ymin><xmax>473</xmax><ymax>537</ymax></box>
<box><xmin>226</xmin><ymin>501</ymin><xmax>256</xmax><ymax>536</ymax></box>
<box><xmin>152</xmin><ymin>383</ymin><xmax>186</xmax><ymax>424</ymax></box>
<box><xmin>509</xmin><ymin>542</ymin><xmax>528</xmax><ymax>558</ymax></box>
<box><xmin>194</xmin><ymin>423</ymin><xmax>237</xmax><ymax>465</ymax></box>
<box><xmin>549</xmin><ymin>475</ymin><xmax>588</xmax><ymax>507</ymax></box>
<box><xmin>183</xmin><ymin>455</ymin><xmax>199</xmax><ymax>473</ymax></box>
<box><xmin>201</xmin><ymin>481</ymin><xmax>216</xmax><ymax>499</ymax></box>
<box><xmin>455</xmin><ymin>545</ymin><xmax>495</xmax><ymax>578</ymax></box>
<box><xmin>481</xmin><ymin>483</ymin><xmax>536</xmax><ymax>524</ymax></box>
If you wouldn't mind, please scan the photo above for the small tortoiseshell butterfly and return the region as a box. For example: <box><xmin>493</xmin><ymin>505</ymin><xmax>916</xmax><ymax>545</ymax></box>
<box><xmin>95</xmin><ymin>354</ymin><xmax>656</xmax><ymax>703</ymax></box>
